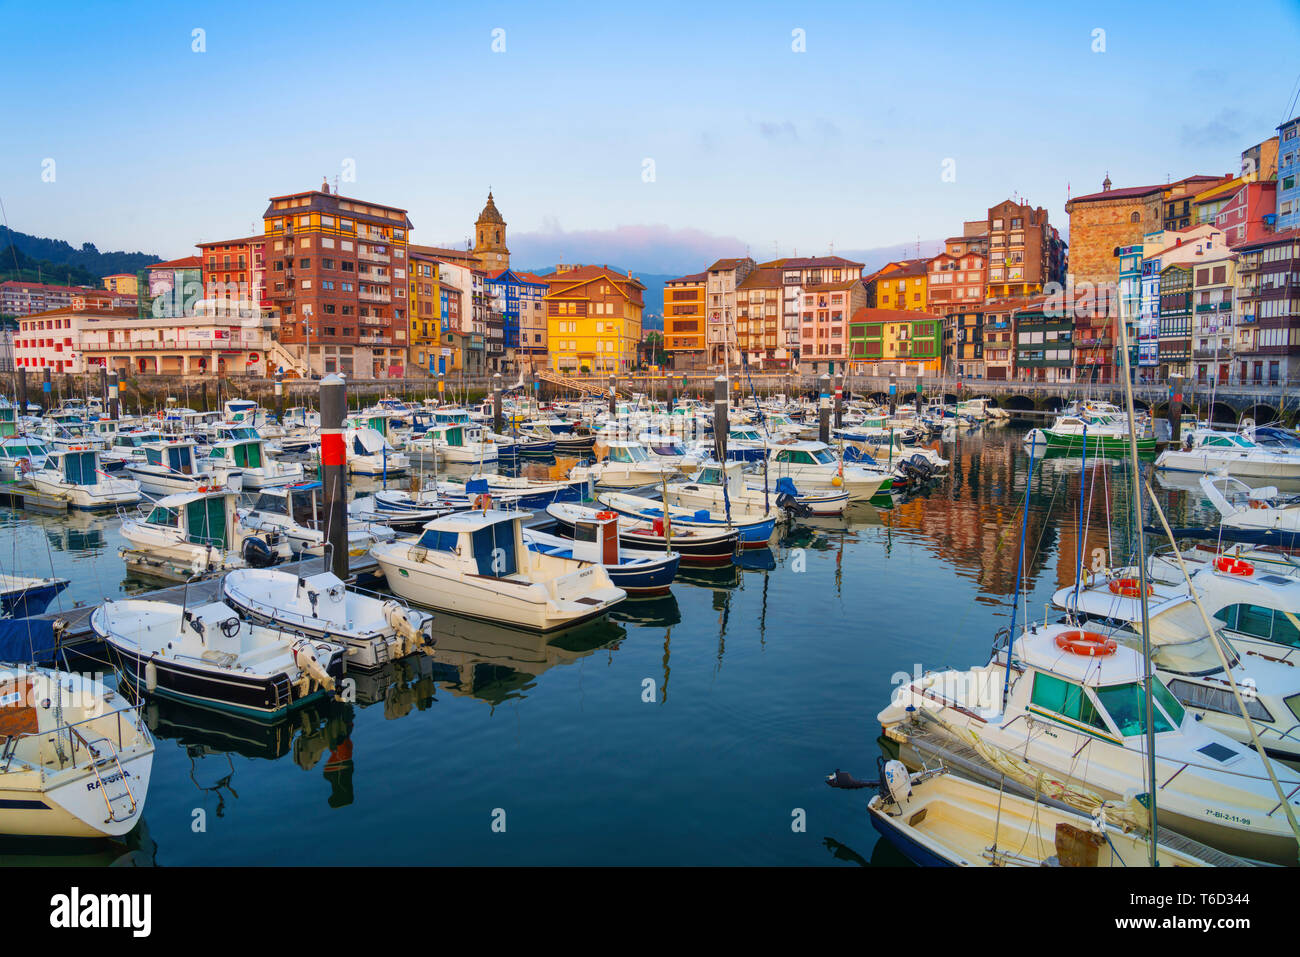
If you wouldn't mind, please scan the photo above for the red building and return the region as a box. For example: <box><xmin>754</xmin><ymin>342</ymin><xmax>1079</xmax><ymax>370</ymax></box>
<box><xmin>198</xmin><ymin>235</ymin><xmax>267</xmax><ymax>312</ymax></box>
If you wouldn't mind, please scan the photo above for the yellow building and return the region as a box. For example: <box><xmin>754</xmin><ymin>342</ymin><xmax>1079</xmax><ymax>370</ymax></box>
<box><xmin>872</xmin><ymin>260</ymin><xmax>929</xmax><ymax>311</ymax></box>
<box><xmin>545</xmin><ymin>265</ymin><xmax>645</xmax><ymax>374</ymax></box>
<box><xmin>407</xmin><ymin>247</ymin><xmax>441</xmax><ymax>372</ymax></box>
<box><xmin>101</xmin><ymin>273</ymin><xmax>139</xmax><ymax>295</ymax></box>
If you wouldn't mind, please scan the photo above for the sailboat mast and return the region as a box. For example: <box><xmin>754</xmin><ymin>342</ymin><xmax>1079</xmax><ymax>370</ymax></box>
<box><xmin>1116</xmin><ymin>300</ymin><xmax>1158</xmax><ymax>867</ymax></box>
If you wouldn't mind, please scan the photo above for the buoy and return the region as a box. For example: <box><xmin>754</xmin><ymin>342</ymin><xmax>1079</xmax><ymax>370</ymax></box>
<box><xmin>1107</xmin><ymin>577</ymin><xmax>1151</xmax><ymax>598</ymax></box>
<box><xmin>1214</xmin><ymin>556</ymin><xmax>1255</xmax><ymax>576</ymax></box>
<box><xmin>1054</xmin><ymin>630</ymin><xmax>1118</xmax><ymax>657</ymax></box>
<box><xmin>831</xmin><ymin>474</ymin><xmax>843</xmax><ymax>487</ymax></box>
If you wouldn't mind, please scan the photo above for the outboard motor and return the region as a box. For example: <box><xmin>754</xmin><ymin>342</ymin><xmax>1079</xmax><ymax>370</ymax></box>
<box><xmin>241</xmin><ymin>536</ymin><xmax>278</xmax><ymax>568</ymax></box>
<box><xmin>907</xmin><ymin>453</ymin><xmax>935</xmax><ymax>481</ymax></box>
<box><xmin>879</xmin><ymin>758</ymin><xmax>913</xmax><ymax>806</ymax></box>
<box><xmin>774</xmin><ymin>476</ymin><xmax>811</xmax><ymax>518</ymax></box>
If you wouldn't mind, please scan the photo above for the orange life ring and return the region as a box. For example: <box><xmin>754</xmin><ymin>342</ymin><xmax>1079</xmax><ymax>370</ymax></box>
<box><xmin>595</xmin><ymin>511</ymin><xmax>618</xmax><ymax>521</ymax></box>
<box><xmin>1214</xmin><ymin>556</ymin><xmax>1255</xmax><ymax>576</ymax></box>
<box><xmin>1055</xmin><ymin>630</ymin><xmax>1118</xmax><ymax>657</ymax></box>
<box><xmin>1107</xmin><ymin>577</ymin><xmax>1152</xmax><ymax>598</ymax></box>
<box><xmin>1249</xmin><ymin>499</ymin><xmax>1269</xmax><ymax>509</ymax></box>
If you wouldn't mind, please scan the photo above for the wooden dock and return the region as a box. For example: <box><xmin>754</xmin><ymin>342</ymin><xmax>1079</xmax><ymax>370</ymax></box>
<box><xmin>0</xmin><ymin>480</ymin><xmax>69</xmax><ymax>512</ymax></box>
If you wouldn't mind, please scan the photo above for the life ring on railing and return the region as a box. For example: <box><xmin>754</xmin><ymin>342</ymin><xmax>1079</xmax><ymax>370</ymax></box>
<box><xmin>1215</xmin><ymin>556</ymin><xmax>1255</xmax><ymax>576</ymax></box>
<box><xmin>596</xmin><ymin>511</ymin><xmax>618</xmax><ymax>521</ymax></box>
<box><xmin>473</xmin><ymin>493</ymin><xmax>493</xmax><ymax>511</ymax></box>
<box><xmin>1054</xmin><ymin>630</ymin><xmax>1118</xmax><ymax>657</ymax></box>
<box><xmin>1107</xmin><ymin>577</ymin><xmax>1152</xmax><ymax>598</ymax></box>
<box><xmin>1248</xmin><ymin>499</ymin><xmax>1270</xmax><ymax>509</ymax></box>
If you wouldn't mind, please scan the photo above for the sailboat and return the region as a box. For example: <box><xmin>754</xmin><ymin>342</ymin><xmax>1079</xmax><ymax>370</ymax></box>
<box><xmin>0</xmin><ymin>664</ymin><xmax>154</xmax><ymax>837</ymax></box>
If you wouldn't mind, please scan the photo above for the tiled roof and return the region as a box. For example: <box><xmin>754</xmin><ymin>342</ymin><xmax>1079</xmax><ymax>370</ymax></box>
<box><xmin>706</xmin><ymin>257</ymin><xmax>751</xmax><ymax>272</ymax></box>
<box><xmin>849</xmin><ymin>307</ymin><xmax>942</xmax><ymax>323</ymax></box>
<box><xmin>664</xmin><ymin>272</ymin><xmax>707</xmax><ymax>284</ymax></box>
<box><xmin>149</xmin><ymin>255</ymin><xmax>203</xmax><ymax>270</ymax></box>
<box><xmin>197</xmin><ymin>235</ymin><xmax>264</xmax><ymax>247</ymax></box>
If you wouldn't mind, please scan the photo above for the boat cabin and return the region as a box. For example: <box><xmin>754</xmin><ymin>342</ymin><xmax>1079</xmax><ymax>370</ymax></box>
<box><xmin>413</xmin><ymin>510</ymin><xmax>529</xmax><ymax>578</ymax></box>
<box><xmin>249</xmin><ymin>482</ymin><xmax>327</xmax><ymax>530</ymax></box>
<box><xmin>142</xmin><ymin>440</ymin><xmax>201</xmax><ymax>475</ymax></box>
<box><xmin>50</xmin><ymin>448</ymin><xmax>101</xmax><ymax>486</ymax></box>
<box><xmin>209</xmin><ymin>438</ymin><xmax>265</xmax><ymax>470</ymax></box>
<box><xmin>144</xmin><ymin>490</ymin><xmax>237</xmax><ymax>550</ymax></box>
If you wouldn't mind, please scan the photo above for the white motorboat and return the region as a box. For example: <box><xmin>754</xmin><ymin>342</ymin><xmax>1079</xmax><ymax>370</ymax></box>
<box><xmin>569</xmin><ymin>439</ymin><xmax>683</xmax><ymax>489</ymax></box>
<box><xmin>0</xmin><ymin>434</ymin><xmax>51</xmax><ymax>482</ymax></box>
<box><xmin>343</xmin><ymin>426</ymin><xmax>409</xmax><ymax>476</ymax></box>
<box><xmin>1157</xmin><ymin>428</ymin><xmax>1300</xmax><ymax>480</ymax></box>
<box><xmin>879</xmin><ymin>621</ymin><xmax>1300</xmax><ymax>864</ymax></box>
<box><xmin>764</xmin><ymin>441</ymin><xmax>892</xmax><ymax>501</ymax></box>
<box><xmin>1199</xmin><ymin>473</ymin><xmax>1300</xmax><ymax>542</ymax></box>
<box><xmin>238</xmin><ymin>482</ymin><xmax>396</xmax><ymax>558</ymax></box>
<box><xmin>126</xmin><ymin>439</ymin><xmax>240</xmax><ymax>496</ymax></box>
<box><xmin>90</xmin><ymin>599</ymin><xmax>345</xmax><ymax>720</ymax></box>
<box><xmin>1051</xmin><ymin>566</ymin><xmax>1300</xmax><ymax>760</ymax></box>
<box><xmin>667</xmin><ymin>460</ymin><xmax>848</xmax><ymax>518</ymax></box>
<box><xmin>204</xmin><ymin>435</ymin><xmax>303</xmax><ymax>489</ymax></box>
<box><xmin>0</xmin><ymin>664</ymin><xmax>154</xmax><ymax>837</ymax></box>
<box><xmin>407</xmin><ymin>423</ymin><xmax>498</xmax><ymax>465</ymax></box>
<box><xmin>371</xmin><ymin>509</ymin><xmax>626</xmax><ymax>631</ymax></box>
<box><xmin>26</xmin><ymin>447</ymin><xmax>140</xmax><ymax>509</ymax></box>
<box><xmin>221</xmin><ymin>568</ymin><xmax>434</xmax><ymax>669</ymax></box>
<box><xmin>119</xmin><ymin>487</ymin><xmax>291</xmax><ymax>579</ymax></box>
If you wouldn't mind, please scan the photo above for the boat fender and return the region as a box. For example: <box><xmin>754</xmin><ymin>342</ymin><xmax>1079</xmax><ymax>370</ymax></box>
<box><xmin>145</xmin><ymin>659</ymin><xmax>158</xmax><ymax>693</ymax></box>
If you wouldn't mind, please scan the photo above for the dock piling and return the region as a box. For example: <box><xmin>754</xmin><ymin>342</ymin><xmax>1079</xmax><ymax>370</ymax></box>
<box><xmin>818</xmin><ymin>373</ymin><xmax>831</xmax><ymax>444</ymax></box>
<box><xmin>320</xmin><ymin>374</ymin><xmax>350</xmax><ymax>581</ymax></box>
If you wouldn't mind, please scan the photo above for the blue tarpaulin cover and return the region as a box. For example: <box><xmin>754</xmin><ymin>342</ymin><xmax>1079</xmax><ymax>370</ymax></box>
<box><xmin>0</xmin><ymin>617</ymin><xmax>58</xmax><ymax>664</ymax></box>
<box><xmin>774</xmin><ymin>477</ymin><xmax>800</xmax><ymax>497</ymax></box>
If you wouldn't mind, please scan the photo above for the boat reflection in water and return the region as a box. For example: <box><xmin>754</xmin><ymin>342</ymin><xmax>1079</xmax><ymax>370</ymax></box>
<box><xmin>609</xmin><ymin>593</ymin><xmax>681</xmax><ymax>628</ymax></box>
<box><xmin>134</xmin><ymin>689</ymin><xmax>356</xmax><ymax>810</ymax></box>
<box><xmin>0</xmin><ymin>819</ymin><xmax>158</xmax><ymax>868</ymax></box>
<box><xmin>423</xmin><ymin>610</ymin><xmax>627</xmax><ymax>708</ymax></box>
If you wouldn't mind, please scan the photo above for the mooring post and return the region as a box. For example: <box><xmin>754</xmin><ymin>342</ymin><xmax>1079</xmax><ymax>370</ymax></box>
<box><xmin>818</xmin><ymin>373</ymin><xmax>831</xmax><ymax>444</ymax></box>
<box><xmin>1169</xmin><ymin>373</ymin><xmax>1184</xmax><ymax>443</ymax></box>
<box><xmin>713</xmin><ymin>374</ymin><xmax>729</xmax><ymax>463</ymax></box>
<box><xmin>492</xmin><ymin>372</ymin><xmax>503</xmax><ymax>435</ymax></box>
<box><xmin>834</xmin><ymin>372</ymin><xmax>844</xmax><ymax>429</ymax></box>
<box><xmin>107</xmin><ymin>370</ymin><xmax>119</xmax><ymax>420</ymax></box>
<box><xmin>889</xmin><ymin>372</ymin><xmax>898</xmax><ymax>417</ymax></box>
<box><xmin>274</xmin><ymin>368</ymin><xmax>284</xmax><ymax>424</ymax></box>
<box><xmin>320</xmin><ymin>374</ymin><xmax>349</xmax><ymax>581</ymax></box>
<box><xmin>41</xmin><ymin>368</ymin><xmax>51</xmax><ymax>415</ymax></box>
<box><xmin>17</xmin><ymin>366</ymin><xmax>27</xmax><ymax>418</ymax></box>
<box><xmin>99</xmin><ymin>366</ymin><xmax>108</xmax><ymax>410</ymax></box>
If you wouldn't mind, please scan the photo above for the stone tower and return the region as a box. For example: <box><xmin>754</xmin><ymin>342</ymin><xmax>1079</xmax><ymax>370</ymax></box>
<box><xmin>473</xmin><ymin>191</ymin><xmax>509</xmax><ymax>272</ymax></box>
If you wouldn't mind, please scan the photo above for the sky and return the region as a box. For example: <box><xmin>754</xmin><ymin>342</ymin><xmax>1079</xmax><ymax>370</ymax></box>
<box><xmin>2</xmin><ymin>0</ymin><xmax>1299</xmax><ymax>275</ymax></box>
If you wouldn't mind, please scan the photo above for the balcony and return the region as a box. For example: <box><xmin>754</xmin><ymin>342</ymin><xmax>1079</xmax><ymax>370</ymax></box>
<box><xmin>360</xmin><ymin>316</ymin><xmax>386</xmax><ymax>327</ymax></box>
<box><xmin>358</xmin><ymin>270</ymin><xmax>390</xmax><ymax>284</ymax></box>
<box><xmin>358</xmin><ymin>248</ymin><xmax>391</xmax><ymax>263</ymax></box>
<box><xmin>1193</xmin><ymin>347</ymin><xmax>1230</xmax><ymax>360</ymax></box>
<box><xmin>359</xmin><ymin>289</ymin><xmax>391</xmax><ymax>303</ymax></box>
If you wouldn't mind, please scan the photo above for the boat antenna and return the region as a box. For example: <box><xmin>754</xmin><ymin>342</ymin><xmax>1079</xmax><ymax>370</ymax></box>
<box><xmin>1116</xmin><ymin>296</ymin><xmax>1158</xmax><ymax>866</ymax></box>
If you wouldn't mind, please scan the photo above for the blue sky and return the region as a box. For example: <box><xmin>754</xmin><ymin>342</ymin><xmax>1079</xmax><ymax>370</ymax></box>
<box><xmin>2</xmin><ymin>0</ymin><xmax>1298</xmax><ymax>274</ymax></box>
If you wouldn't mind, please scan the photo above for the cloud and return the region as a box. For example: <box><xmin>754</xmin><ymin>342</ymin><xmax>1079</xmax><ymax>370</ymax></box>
<box><xmin>436</xmin><ymin>222</ymin><xmax>749</xmax><ymax>276</ymax></box>
<box><xmin>752</xmin><ymin>118</ymin><xmax>799</xmax><ymax>142</ymax></box>
<box><xmin>1179</xmin><ymin>109</ymin><xmax>1244</xmax><ymax>149</ymax></box>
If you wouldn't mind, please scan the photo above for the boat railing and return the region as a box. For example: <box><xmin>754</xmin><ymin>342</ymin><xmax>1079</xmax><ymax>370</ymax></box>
<box><xmin>5</xmin><ymin>704</ymin><xmax>143</xmax><ymax>775</ymax></box>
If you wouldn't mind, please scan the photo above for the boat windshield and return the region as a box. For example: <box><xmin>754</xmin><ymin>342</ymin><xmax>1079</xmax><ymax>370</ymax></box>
<box><xmin>811</xmin><ymin>448</ymin><xmax>837</xmax><ymax>465</ymax></box>
<box><xmin>145</xmin><ymin>505</ymin><xmax>180</xmax><ymax>527</ymax></box>
<box><xmin>1094</xmin><ymin>681</ymin><xmax>1182</xmax><ymax>736</ymax></box>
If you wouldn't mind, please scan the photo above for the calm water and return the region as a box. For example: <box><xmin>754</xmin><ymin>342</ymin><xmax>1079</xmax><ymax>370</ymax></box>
<box><xmin>0</xmin><ymin>426</ymin><xmax>1223</xmax><ymax>866</ymax></box>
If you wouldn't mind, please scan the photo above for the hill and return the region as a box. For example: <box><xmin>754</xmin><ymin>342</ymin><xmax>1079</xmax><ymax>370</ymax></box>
<box><xmin>0</xmin><ymin>226</ymin><xmax>160</xmax><ymax>283</ymax></box>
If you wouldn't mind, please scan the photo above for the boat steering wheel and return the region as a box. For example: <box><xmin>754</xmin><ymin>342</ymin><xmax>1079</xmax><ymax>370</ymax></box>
<box><xmin>220</xmin><ymin>617</ymin><xmax>241</xmax><ymax>638</ymax></box>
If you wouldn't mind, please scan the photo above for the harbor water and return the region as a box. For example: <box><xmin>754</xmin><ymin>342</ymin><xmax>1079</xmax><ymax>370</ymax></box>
<box><xmin>0</xmin><ymin>425</ymin><xmax>1231</xmax><ymax>865</ymax></box>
